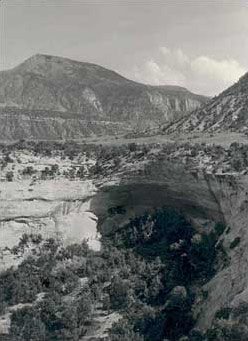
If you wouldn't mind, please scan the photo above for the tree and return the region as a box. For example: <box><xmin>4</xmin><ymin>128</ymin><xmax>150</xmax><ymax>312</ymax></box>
<box><xmin>6</xmin><ymin>171</ymin><xmax>14</xmax><ymax>182</ymax></box>
<box><xmin>109</xmin><ymin>277</ymin><xmax>131</xmax><ymax>309</ymax></box>
<box><xmin>110</xmin><ymin>320</ymin><xmax>144</xmax><ymax>341</ymax></box>
<box><xmin>10</xmin><ymin>307</ymin><xmax>46</xmax><ymax>341</ymax></box>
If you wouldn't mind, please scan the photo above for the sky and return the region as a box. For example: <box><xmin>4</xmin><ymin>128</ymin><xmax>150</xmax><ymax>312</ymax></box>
<box><xmin>0</xmin><ymin>0</ymin><xmax>248</xmax><ymax>96</ymax></box>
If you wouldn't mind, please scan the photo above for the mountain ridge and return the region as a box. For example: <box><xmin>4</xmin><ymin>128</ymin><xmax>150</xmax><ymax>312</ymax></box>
<box><xmin>10</xmin><ymin>54</ymin><xmax>208</xmax><ymax>95</ymax></box>
<box><xmin>164</xmin><ymin>70</ymin><xmax>248</xmax><ymax>134</ymax></box>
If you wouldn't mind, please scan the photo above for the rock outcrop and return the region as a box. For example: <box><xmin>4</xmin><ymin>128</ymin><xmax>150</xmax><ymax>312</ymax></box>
<box><xmin>0</xmin><ymin>178</ymin><xmax>100</xmax><ymax>271</ymax></box>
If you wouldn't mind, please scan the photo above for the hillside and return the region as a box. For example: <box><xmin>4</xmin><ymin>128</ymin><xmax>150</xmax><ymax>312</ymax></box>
<box><xmin>0</xmin><ymin>54</ymin><xmax>207</xmax><ymax>140</ymax></box>
<box><xmin>165</xmin><ymin>72</ymin><xmax>248</xmax><ymax>134</ymax></box>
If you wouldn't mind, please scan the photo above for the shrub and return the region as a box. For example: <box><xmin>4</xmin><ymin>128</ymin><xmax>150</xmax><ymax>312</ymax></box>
<box><xmin>110</xmin><ymin>320</ymin><xmax>144</xmax><ymax>341</ymax></box>
<box><xmin>22</xmin><ymin>166</ymin><xmax>36</xmax><ymax>176</ymax></box>
<box><xmin>202</xmin><ymin>290</ymin><xmax>208</xmax><ymax>300</ymax></box>
<box><xmin>10</xmin><ymin>307</ymin><xmax>46</xmax><ymax>341</ymax></box>
<box><xmin>215</xmin><ymin>307</ymin><xmax>231</xmax><ymax>320</ymax></box>
<box><xmin>109</xmin><ymin>277</ymin><xmax>130</xmax><ymax>309</ymax></box>
<box><xmin>230</xmin><ymin>237</ymin><xmax>241</xmax><ymax>249</ymax></box>
<box><xmin>232</xmin><ymin>302</ymin><xmax>248</xmax><ymax>318</ymax></box>
<box><xmin>189</xmin><ymin>330</ymin><xmax>204</xmax><ymax>341</ymax></box>
<box><xmin>205</xmin><ymin>328</ymin><xmax>219</xmax><ymax>341</ymax></box>
<box><xmin>214</xmin><ymin>222</ymin><xmax>226</xmax><ymax>237</ymax></box>
<box><xmin>128</xmin><ymin>143</ymin><xmax>137</xmax><ymax>152</ymax></box>
<box><xmin>163</xmin><ymin>294</ymin><xmax>195</xmax><ymax>340</ymax></box>
<box><xmin>6</xmin><ymin>171</ymin><xmax>14</xmax><ymax>182</ymax></box>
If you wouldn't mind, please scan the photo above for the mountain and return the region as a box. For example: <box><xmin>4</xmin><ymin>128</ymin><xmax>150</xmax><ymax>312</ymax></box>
<box><xmin>0</xmin><ymin>54</ymin><xmax>207</xmax><ymax>140</ymax></box>
<box><xmin>165</xmin><ymin>72</ymin><xmax>248</xmax><ymax>134</ymax></box>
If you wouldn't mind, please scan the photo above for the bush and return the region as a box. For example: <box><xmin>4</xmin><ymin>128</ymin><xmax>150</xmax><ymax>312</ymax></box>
<box><xmin>6</xmin><ymin>171</ymin><xmax>14</xmax><ymax>182</ymax></box>
<box><xmin>128</xmin><ymin>143</ymin><xmax>137</xmax><ymax>152</ymax></box>
<box><xmin>163</xmin><ymin>294</ymin><xmax>195</xmax><ymax>340</ymax></box>
<box><xmin>215</xmin><ymin>307</ymin><xmax>231</xmax><ymax>320</ymax></box>
<box><xmin>189</xmin><ymin>330</ymin><xmax>204</xmax><ymax>341</ymax></box>
<box><xmin>110</xmin><ymin>320</ymin><xmax>144</xmax><ymax>341</ymax></box>
<box><xmin>205</xmin><ymin>328</ymin><xmax>219</xmax><ymax>341</ymax></box>
<box><xmin>109</xmin><ymin>277</ymin><xmax>130</xmax><ymax>309</ymax></box>
<box><xmin>189</xmin><ymin>232</ymin><xmax>217</xmax><ymax>281</ymax></box>
<box><xmin>22</xmin><ymin>166</ymin><xmax>36</xmax><ymax>176</ymax></box>
<box><xmin>10</xmin><ymin>307</ymin><xmax>46</xmax><ymax>341</ymax></box>
<box><xmin>230</xmin><ymin>237</ymin><xmax>241</xmax><ymax>249</ymax></box>
<box><xmin>214</xmin><ymin>222</ymin><xmax>226</xmax><ymax>237</ymax></box>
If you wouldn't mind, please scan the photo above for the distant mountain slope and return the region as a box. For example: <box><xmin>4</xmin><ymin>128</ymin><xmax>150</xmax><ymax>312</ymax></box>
<box><xmin>0</xmin><ymin>54</ymin><xmax>207</xmax><ymax>140</ymax></box>
<box><xmin>165</xmin><ymin>72</ymin><xmax>248</xmax><ymax>134</ymax></box>
<box><xmin>0</xmin><ymin>107</ymin><xmax>134</xmax><ymax>141</ymax></box>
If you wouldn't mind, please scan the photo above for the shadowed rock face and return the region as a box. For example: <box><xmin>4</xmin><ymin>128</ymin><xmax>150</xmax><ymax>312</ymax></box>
<box><xmin>0</xmin><ymin>54</ymin><xmax>207</xmax><ymax>140</ymax></box>
<box><xmin>91</xmin><ymin>162</ymin><xmax>225</xmax><ymax>235</ymax></box>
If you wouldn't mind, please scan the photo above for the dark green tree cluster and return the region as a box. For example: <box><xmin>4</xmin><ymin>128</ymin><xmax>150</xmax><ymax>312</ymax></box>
<box><xmin>0</xmin><ymin>208</ymin><xmax>227</xmax><ymax>341</ymax></box>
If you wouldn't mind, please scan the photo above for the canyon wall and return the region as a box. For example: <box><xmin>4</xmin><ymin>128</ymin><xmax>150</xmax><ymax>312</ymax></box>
<box><xmin>0</xmin><ymin>179</ymin><xmax>100</xmax><ymax>271</ymax></box>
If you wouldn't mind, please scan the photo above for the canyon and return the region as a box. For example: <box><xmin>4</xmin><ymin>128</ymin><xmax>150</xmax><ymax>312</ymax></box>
<box><xmin>1</xmin><ymin>140</ymin><xmax>248</xmax><ymax>338</ymax></box>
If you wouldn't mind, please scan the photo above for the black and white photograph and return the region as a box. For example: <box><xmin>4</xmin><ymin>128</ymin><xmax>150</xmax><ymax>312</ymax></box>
<box><xmin>0</xmin><ymin>1</ymin><xmax>248</xmax><ymax>340</ymax></box>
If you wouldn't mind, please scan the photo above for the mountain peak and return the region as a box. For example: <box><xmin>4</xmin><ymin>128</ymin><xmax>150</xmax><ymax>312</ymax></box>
<box><xmin>14</xmin><ymin>53</ymin><xmax>132</xmax><ymax>84</ymax></box>
<box><xmin>18</xmin><ymin>54</ymin><xmax>76</xmax><ymax>70</ymax></box>
<box><xmin>20</xmin><ymin>53</ymin><xmax>58</xmax><ymax>65</ymax></box>
<box><xmin>23</xmin><ymin>53</ymin><xmax>74</xmax><ymax>63</ymax></box>
<box><xmin>19</xmin><ymin>53</ymin><xmax>111</xmax><ymax>70</ymax></box>
<box><xmin>28</xmin><ymin>53</ymin><xmax>52</xmax><ymax>60</ymax></box>
<box><xmin>15</xmin><ymin>54</ymin><xmax>65</xmax><ymax>75</ymax></box>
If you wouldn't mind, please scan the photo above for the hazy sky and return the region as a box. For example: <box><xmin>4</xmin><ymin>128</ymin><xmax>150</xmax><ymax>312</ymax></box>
<box><xmin>0</xmin><ymin>0</ymin><xmax>248</xmax><ymax>95</ymax></box>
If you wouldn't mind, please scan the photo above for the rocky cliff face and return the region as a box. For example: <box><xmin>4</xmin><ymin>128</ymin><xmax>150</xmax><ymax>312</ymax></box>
<box><xmin>0</xmin><ymin>54</ymin><xmax>207</xmax><ymax>140</ymax></box>
<box><xmin>195</xmin><ymin>173</ymin><xmax>248</xmax><ymax>330</ymax></box>
<box><xmin>0</xmin><ymin>150</ymin><xmax>101</xmax><ymax>272</ymax></box>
